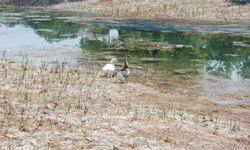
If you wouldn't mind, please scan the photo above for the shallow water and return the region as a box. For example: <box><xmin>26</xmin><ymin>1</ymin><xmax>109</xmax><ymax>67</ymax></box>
<box><xmin>0</xmin><ymin>6</ymin><xmax>250</xmax><ymax>105</ymax></box>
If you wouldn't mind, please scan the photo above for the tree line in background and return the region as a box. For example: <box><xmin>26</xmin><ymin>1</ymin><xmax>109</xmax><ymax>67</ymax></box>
<box><xmin>228</xmin><ymin>0</ymin><xmax>250</xmax><ymax>4</ymax></box>
<box><xmin>0</xmin><ymin>0</ymin><xmax>250</xmax><ymax>6</ymax></box>
<box><xmin>0</xmin><ymin>0</ymin><xmax>83</xmax><ymax>6</ymax></box>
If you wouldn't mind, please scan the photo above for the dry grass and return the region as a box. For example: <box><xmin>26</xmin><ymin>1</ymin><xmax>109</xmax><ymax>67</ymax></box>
<box><xmin>50</xmin><ymin>0</ymin><xmax>250</xmax><ymax>23</ymax></box>
<box><xmin>0</xmin><ymin>56</ymin><xmax>250</xmax><ymax>149</ymax></box>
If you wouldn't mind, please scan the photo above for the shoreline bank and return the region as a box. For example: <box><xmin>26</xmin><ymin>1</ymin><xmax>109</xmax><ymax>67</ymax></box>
<box><xmin>48</xmin><ymin>0</ymin><xmax>250</xmax><ymax>23</ymax></box>
<box><xmin>1</xmin><ymin>0</ymin><xmax>250</xmax><ymax>23</ymax></box>
<box><xmin>0</xmin><ymin>58</ymin><xmax>250</xmax><ymax>149</ymax></box>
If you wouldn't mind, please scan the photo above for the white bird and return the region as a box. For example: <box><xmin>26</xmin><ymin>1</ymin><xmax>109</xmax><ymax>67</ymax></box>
<box><xmin>102</xmin><ymin>58</ymin><xmax>117</xmax><ymax>77</ymax></box>
<box><xmin>117</xmin><ymin>59</ymin><xmax>130</xmax><ymax>83</ymax></box>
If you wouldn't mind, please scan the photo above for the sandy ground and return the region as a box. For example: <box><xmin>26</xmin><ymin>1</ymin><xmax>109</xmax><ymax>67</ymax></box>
<box><xmin>49</xmin><ymin>0</ymin><xmax>250</xmax><ymax>23</ymax></box>
<box><xmin>0</xmin><ymin>58</ymin><xmax>250</xmax><ymax>149</ymax></box>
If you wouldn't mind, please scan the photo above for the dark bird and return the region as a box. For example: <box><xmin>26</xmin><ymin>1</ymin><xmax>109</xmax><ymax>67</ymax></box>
<box><xmin>117</xmin><ymin>59</ymin><xmax>130</xmax><ymax>83</ymax></box>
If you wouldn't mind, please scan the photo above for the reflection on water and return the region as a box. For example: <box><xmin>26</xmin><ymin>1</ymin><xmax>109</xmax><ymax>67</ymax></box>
<box><xmin>206</xmin><ymin>60</ymin><xmax>244</xmax><ymax>81</ymax></box>
<box><xmin>0</xmin><ymin>24</ymin><xmax>81</xmax><ymax>50</ymax></box>
<box><xmin>108</xmin><ymin>29</ymin><xmax>119</xmax><ymax>44</ymax></box>
<box><xmin>0</xmin><ymin>7</ymin><xmax>250</xmax><ymax>104</ymax></box>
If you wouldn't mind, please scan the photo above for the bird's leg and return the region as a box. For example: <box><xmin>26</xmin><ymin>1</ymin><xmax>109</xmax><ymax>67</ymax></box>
<box><xmin>121</xmin><ymin>79</ymin><xmax>126</xmax><ymax>84</ymax></box>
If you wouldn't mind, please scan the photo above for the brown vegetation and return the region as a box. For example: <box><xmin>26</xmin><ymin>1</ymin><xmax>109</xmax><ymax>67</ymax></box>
<box><xmin>0</xmin><ymin>58</ymin><xmax>250</xmax><ymax>149</ymax></box>
<box><xmin>1</xmin><ymin>0</ymin><xmax>249</xmax><ymax>22</ymax></box>
<box><xmin>49</xmin><ymin>0</ymin><xmax>250</xmax><ymax>22</ymax></box>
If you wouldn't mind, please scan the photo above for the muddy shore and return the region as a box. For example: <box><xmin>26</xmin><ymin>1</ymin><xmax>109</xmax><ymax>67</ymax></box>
<box><xmin>48</xmin><ymin>0</ymin><xmax>250</xmax><ymax>23</ymax></box>
<box><xmin>0</xmin><ymin>59</ymin><xmax>250</xmax><ymax>149</ymax></box>
<box><xmin>0</xmin><ymin>0</ymin><xmax>250</xmax><ymax>23</ymax></box>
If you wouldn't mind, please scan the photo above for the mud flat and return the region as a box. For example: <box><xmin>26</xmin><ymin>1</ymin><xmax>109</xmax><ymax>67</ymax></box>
<box><xmin>0</xmin><ymin>58</ymin><xmax>250</xmax><ymax>149</ymax></box>
<box><xmin>1</xmin><ymin>0</ymin><xmax>249</xmax><ymax>22</ymax></box>
<box><xmin>48</xmin><ymin>0</ymin><xmax>250</xmax><ymax>23</ymax></box>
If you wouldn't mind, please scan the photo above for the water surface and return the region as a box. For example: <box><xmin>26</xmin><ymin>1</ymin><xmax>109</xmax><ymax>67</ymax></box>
<box><xmin>0</xmin><ymin>6</ymin><xmax>250</xmax><ymax>105</ymax></box>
